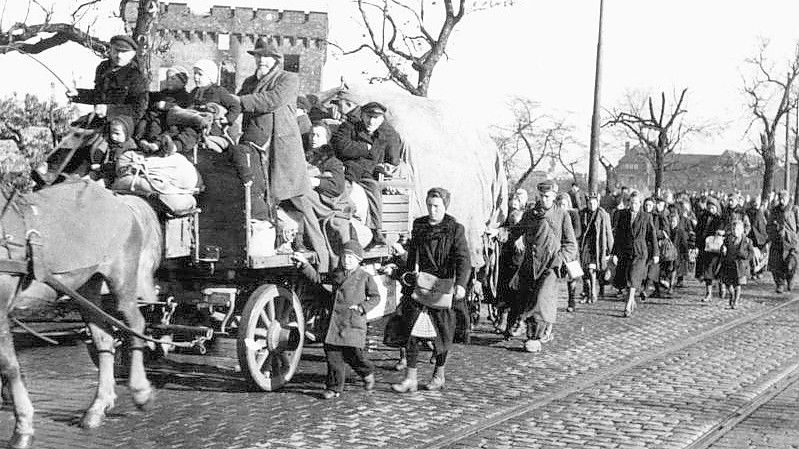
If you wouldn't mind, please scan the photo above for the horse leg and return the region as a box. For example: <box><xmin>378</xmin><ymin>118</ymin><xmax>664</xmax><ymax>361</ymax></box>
<box><xmin>0</xmin><ymin>313</ymin><xmax>36</xmax><ymax>449</ymax></box>
<box><xmin>80</xmin><ymin>278</ymin><xmax>118</xmax><ymax>429</ymax></box>
<box><xmin>109</xmin><ymin>272</ymin><xmax>154</xmax><ymax>410</ymax></box>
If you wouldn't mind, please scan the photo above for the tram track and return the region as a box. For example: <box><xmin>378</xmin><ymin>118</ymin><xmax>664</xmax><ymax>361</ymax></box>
<box><xmin>424</xmin><ymin>295</ymin><xmax>799</xmax><ymax>449</ymax></box>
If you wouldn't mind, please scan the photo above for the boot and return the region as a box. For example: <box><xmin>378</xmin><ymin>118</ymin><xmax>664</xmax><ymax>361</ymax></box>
<box><xmin>567</xmin><ymin>282</ymin><xmax>577</xmax><ymax>312</ymax></box>
<box><xmin>363</xmin><ymin>373</ymin><xmax>375</xmax><ymax>391</ymax></box>
<box><xmin>425</xmin><ymin>365</ymin><xmax>445</xmax><ymax>390</ymax></box>
<box><xmin>703</xmin><ymin>284</ymin><xmax>712</xmax><ymax>302</ymax></box>
<box><xmin>391</xmin><ymin>368</ymin><xmax>418</xmax><ymax>393</ymax></box>
<box><xmin>393</xmin><ymin>356</ymin><xmax>407</xmax><ymax>371</ymax></box>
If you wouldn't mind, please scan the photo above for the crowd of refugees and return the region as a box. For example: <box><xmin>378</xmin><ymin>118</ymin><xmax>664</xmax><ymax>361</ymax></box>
<box><xmin>491</xmin><ymin>181</ymin><xmax>799</xmax><ymax>343</ymax></box>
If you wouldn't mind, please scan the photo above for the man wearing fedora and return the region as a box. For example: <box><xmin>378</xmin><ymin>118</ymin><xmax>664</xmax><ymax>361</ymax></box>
<box><xmin>67</xmin><ymin>34</ymin><xmax>148</xmax><ymax>122</ymax></box>
<box><xmin>232</xmin><ymin>38</ymin><xmax>330</xmax><ymax>271</ymax></box>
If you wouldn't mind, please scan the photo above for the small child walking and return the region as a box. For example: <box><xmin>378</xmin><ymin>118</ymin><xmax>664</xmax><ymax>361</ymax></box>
<box><xmin>720</xmin><ymin>219</ymin><xmax>754</xmax><ymax>309</ymax></box>
<box><xmin>294</xmin><ymin>240</ymin><xmax>380</xmax><ymax>399</ymax></box>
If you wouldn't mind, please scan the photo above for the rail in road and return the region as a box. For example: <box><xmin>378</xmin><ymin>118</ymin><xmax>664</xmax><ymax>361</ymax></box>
<box><xmin>435</xmin><ymin>294</ymin><xmax>799</xmax><ymax>449</ymax></box>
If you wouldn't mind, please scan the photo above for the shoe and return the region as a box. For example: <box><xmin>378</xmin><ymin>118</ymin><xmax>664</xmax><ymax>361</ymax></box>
<box><xmin>776</xmin><ymin>285</ymin><xmax>785</xmax><ymax>294</ymax></box>
<box><xmin>321</xmin><ymin>389</ymin><xmax>340</xmax><ymax>400</ymax></box>
<box><xmin>393</xmin><ymin>357</ymin><xmax>407</xmax><ymax>371</ymax></box>
<box><xmin>639</xmin><ymin>292</ymin><xmax>647</xmax><ymax>302</ymax></box>
<box><xmin>425</xmin><ymin>366</ymin><xmax>445</xmax><ymax>391</ymax></box>
<box><xmin>523</xmin><ymin>339</ymin><xmax>542</xmax><ymax>352</ymax></box>
<box><xmin>391</xmin><ymin>368</ymin><xmax>418</xmax><ymax>393</ymax></box>
<box><xmin>566</xmin><ymin>306</ymin><xmax>575</xmax><ymax>313</ymax></box>
<box><xmin>363</xmin><ymin>373</ymin><xmax>375</xmax><ymax>391</ymax></box>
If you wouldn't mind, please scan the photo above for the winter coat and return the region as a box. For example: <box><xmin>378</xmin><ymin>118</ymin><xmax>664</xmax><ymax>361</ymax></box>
<box><xmin>302</xmin><ymin>265</ymin><xmax>380</xmax><ymax>348</ymax></box>
<box><xmin>331</xmin><ymin>119</ymin><xmax>402</xmax><ymax>182</ymax></box>
<box><xmin>611</xmin><ymin>209</ymin><xmax>659</xmax><ymax>261</ymax></box>
<box><xmin>74</xmin><ymin>59</ymin><xmax>148</xmax><ymax>121</ymax></box>
<box><xmin>238</xmin><ymin>66</ymin><xmax>309</xmax><ymax>202</ymax></box>
<box><xmin>720</xmin><ymin>235</ymin><xmax>753</xmax><ymax>282</ymax></box>
<box><xmin>399</xmin><ymin>214</ymin><xmax>470</xmax><ymax>356</ymax></box>
<box><xmin>579</xmin><ymin>206</ymin><xmax>614</xmax><ymax>271</ymax></box>
<box><xmin>191</xmin><ymin>84</ymin><xmax>242</xmax><ymax>127</ymax></box>
<box><xmin>746</xmin><ymin>205</ymin><xmax>768</xmax><ymax>248</ymax></box>
<box><xmin>767</xmin><ymin>204</ymin><xmax>799</xmax><ymax>268</ymax></box>
<box><xmin>306</xmin><ymin>145</ymin><xmax>346</xmax><ymax>199</ymax></box>
<box><xmin>510</xmin><ymin>204</ymin><xmax>578</xmax><ymax>280</ymax></box>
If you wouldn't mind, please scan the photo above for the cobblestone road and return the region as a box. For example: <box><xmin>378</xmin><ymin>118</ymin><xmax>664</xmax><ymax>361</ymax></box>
<box><xmin>1</xmin><ymin>278</ymin><xmax>797</xmax><ymax>449</ymax></box>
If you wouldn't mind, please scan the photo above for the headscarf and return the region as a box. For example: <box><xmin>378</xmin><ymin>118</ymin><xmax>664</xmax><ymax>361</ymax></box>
<box><xmin>192</xmin><ymin>59</ymin><xmax>219</xmax><ymax>84</ymax></box>
<box><xmin>427</xmin><ymin>187</ymin><xmax>451</xmax><ymax>209</ymax></box>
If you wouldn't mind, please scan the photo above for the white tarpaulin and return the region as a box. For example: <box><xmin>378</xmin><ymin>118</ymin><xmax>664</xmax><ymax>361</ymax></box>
<box><xmin>318</xmin><ymin>85</ymin><xmax>508</xmax><ymax>267</ymax></box>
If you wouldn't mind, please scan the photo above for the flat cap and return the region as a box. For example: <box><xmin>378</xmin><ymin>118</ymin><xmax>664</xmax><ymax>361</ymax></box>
<box><xmin>110</xmin><ymin>35</ymin><xmax>137</xmax><ymax>52</ymax></box>
<box><xmin>342</xmin><ymin>240</ymin><xmax>364</xmax><ymax>260</ymax></box>
<box><xmin>248</xmin><ymin>38</ymin><xmax>282</xmax><ymax>58</ymax></box>
<box><xmin>537</xmin><ymin>179</ymin><xmax>558</xmax><ymax>194</ymax></box>
<box><xmin>361</xmin><ymin>101</ymin><xmax>387</xmax><ymax>115</ymax></box>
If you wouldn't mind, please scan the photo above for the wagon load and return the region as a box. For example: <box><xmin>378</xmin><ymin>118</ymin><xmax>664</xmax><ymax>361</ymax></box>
<box><xmin>318</xmin><ymin>84</ymin><xmax>509</xmax><ymax>267</ymax></box>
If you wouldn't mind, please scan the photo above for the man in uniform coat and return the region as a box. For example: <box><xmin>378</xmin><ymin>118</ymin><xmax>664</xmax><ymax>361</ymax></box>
<box><xmin>508</xmin><ymin>180</ymin><xmax>578</xmax><ymax>352</ymax></box>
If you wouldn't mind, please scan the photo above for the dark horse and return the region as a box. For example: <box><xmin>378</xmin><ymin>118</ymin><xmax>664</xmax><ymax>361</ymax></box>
<box><xmin>0</xmin><ymin>180</ymin><xmax>162</xmax><ymax>449</ymax></box>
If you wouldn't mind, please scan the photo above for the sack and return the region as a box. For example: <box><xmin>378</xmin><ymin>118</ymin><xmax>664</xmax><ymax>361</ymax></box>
<box><xmin>704</xmin><ymin>235</ymin><xmax>724</xmax><ymax>253</ymax></box>
<box><xmin>382</xmin><ymin>313</ymin><xmax>407</xmax><ymax>348</ymax></box>
<box><xmin>508</xmin><ymin>270</ymin><xmax>521</xmax><ymax>291</ymax></box>
<box><xmin>411</xmin><ymin>271</ymin><xmax>454</xmax><ymax>309</ymax></box>
<box><xmin>659</xmin><ymin>237</ymin><xmax>678</xmax><ymax>262</ymax></box>
<box><xmin>410</xmin><ymin>310</ymin><xmax>437</xmax><ymax>339</ymax></box>
<box><xmin>564</xmin><ymin>259</ymin><xmax>584</xmax><ymax>279</ymax></box>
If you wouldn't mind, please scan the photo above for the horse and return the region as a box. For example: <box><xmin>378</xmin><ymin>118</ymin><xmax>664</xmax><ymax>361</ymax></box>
<box><xmin>0</xmin><ymin>180</ymin><xmax>163</xmax><ymax>449</ymax></box>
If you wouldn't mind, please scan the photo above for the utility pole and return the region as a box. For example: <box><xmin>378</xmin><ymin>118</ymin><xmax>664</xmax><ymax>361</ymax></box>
<box><xmin>587</xmin><ymin>0</ymin><xmax>605</xmax><ymax>196</ymax></box>
<box><xmin>786</xmin><ymin>82</ymin><xmax>791</xmax><ymax>192</ymax></box>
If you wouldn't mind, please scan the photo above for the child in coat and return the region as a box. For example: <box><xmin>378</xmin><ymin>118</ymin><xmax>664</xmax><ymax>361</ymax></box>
<box><xmin>720</xmin><ymin>219</ymin><xmax>754</xmax><ymax>309</ymax></box>
<box><xmin>191</xmin><ymin>59</ymin><xmax>241</xmax><ymax>140</ymax></box>
<box><xmin>293</xmin><ymin>240</ymin><xmax>380</xmax><ymax>399</ymax></box>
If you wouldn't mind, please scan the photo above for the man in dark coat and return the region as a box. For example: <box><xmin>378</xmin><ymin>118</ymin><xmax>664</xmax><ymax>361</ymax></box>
<box><xmin>331</xmin><ymin>101</ymin><xmax>402</xmax><ymax>249</ymax></box>
<box><xmin>231</xmin><ymin>38</ymin><xmax>329</xmax><ymax>271</ymax></box>
<box><xmin>611</xmin><ymin>191</ymin><xmax>659</xmax><ymax>317</ymax></box>
<box><xmin>68</xmin><ymin>35</ymin><xmax>148</xmax><ymax>122</ymax></box>
<box><xmin>767</xmin><ymin>190</ymin><xmax>799</xmax><ymax>292</ymax></box>
<box><xmin>508</xmin><ymin>180</ymin><xmax>577</xmax><ymax>352</ymax></box>
<box><xmin>578</xmin><ymin>193</ymin><xmax>614</xmax><ymax>304</ymax></box>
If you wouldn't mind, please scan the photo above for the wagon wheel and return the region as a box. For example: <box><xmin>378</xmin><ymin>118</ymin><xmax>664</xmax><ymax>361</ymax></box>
<box><xmin>237</xmin><ymin>284</ymin><xmax>305</xmax><ymax>391</ymax></box>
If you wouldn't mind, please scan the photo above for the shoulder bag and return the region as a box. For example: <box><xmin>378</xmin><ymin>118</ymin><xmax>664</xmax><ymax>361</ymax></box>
<box><xmin>410</xmin><ymin>249</ymin><xmax>454</xmax><ymax>310</ymax></box>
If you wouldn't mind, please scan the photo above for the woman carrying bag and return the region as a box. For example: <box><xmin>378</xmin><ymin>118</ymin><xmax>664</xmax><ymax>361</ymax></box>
<box><xmin>391</xmin><ymin>188</ymin><xmax>471</xmax><ymax>393</ymax></box>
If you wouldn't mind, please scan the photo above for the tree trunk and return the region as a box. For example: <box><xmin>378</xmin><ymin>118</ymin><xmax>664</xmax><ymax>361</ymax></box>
<box><xmin>132</xmin><ymin>0</ymin><xmax>158</xmax><ymax>82</ymax></box>
<box><xmin>762</xmin><ymin>148</ymin><xmax>776</xmax><ymax>201</ymax></box>
<box><xmin>793</xmin><ymin>160</ymin><xmax>799</xmax><ymax>202</ymax></box>
<box><xmin>513</xmin><ymin>167</ymin><xmax>535</xmax><ymax>193</ymax></box>
<box><xmin>654</xmin><ymin>147</ymin><xmax>663</xmax><ymax>196</ymax></box>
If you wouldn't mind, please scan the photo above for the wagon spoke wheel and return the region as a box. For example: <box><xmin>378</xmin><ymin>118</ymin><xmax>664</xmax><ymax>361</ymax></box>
<box><xmin>237</xmin><ymin>284</ymin><xmax>304</xmax><ymax>391</ymax></box>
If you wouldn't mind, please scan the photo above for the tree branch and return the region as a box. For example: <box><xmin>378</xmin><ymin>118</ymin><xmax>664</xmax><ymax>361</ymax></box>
<box><xmin>0</xmin><ymin>22</ymin><xmax>108</xmax><ymax>55</ymax></box>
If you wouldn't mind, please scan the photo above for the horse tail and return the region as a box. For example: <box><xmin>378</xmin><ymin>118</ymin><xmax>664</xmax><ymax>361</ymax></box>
<box><xmin>119</xmin><ymin>195</ymin><xmax>163</xmax><ymax>302</ymax></box>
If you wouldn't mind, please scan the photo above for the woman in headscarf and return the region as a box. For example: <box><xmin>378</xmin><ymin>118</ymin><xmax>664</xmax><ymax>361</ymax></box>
<box><xmin>392</xmin><ymin>188</ymin><xmax>471</xmax><ymax>393</ymax></box>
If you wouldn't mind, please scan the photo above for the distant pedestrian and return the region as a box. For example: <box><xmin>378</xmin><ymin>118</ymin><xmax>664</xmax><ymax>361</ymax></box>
<box><xmin>557</xmin><ymin>193</ymin><xmax>582</xmax><ymax>312</ymax></box>
<box><xmin>695</xmin><ymin>196</ymin><xmax>726</xmax><ymax>301</ymax></box>
<box><xmin>767</xmin><ymin>190</ymin><xmax>799</xmax><ymax>293</ymax></box>
<box><xmin>578</xmin><ymin>193</ymin><xmax>614</xmax><ymax>304</ymax></box>
<box><xmin>720</xmin><ymin>219</ymin><xmax>753</xmax><ymax>309</ymax></box>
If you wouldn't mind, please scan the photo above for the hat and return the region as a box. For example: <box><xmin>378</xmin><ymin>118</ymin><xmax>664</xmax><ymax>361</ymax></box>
<box><xmin>342</xmin><ymin>240</ymin><xmax>364</xmax><ymax>260</ymax></box>
<box><xmin>537</xmin><ymin>179</ymin><xmax>558</xmax><ymax>194</ymax></box>
<box><xmin>248</xmin><ymin>37</ymin><xmax>283</xmax><ymax>58</ymax></box>
<box><xmin>166</xmin><ymin>66</ymin><xmax>189</xmax><ymax>85</ymax></box>
<box><xmin>588</xmin><ymin>192</ymin><xmax>599</xmax><ymax>200</ymax></box>
<box><xmin>192</xmin><ymin>59</ymin><xmax>219</xmax><ymax>84</ymax></box>
<box><xmin>361</xmin><ymin>101</ymin><xmax>387</xmax><ymax>116</ymax></box>
<box><xmin>110</xmin><ymin>35</ymin><xmax>137</xmax><ymax>52</ymax></box>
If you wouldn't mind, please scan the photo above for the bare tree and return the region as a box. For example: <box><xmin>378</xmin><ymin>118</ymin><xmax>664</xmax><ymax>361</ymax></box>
<box><xmin>494</xmin><ymin>97</ymin><xmax>571</xmax><ymax>192</ymax></box>
<box><xmin>604</xmin><ymin>88</ymin><xmax>701</xmax><ymax>195</ymax></box>
<box><xmin>334</xmin><ymin>0</ymin><xmax>512</xmax><ymax>97</ymax></box>
<box><xmin>743</xmin><ymin>40</ymin><xmax>799</xmax><ymax>200</ymax></box>
<box><xmin>556</xmin><ymin>141</ymin><xmax>581</xmax><ymax>184</ymax></box>
<box><xmin>598</xmin><ymin>155</ymin><xmax>616</xmax><ymax>194</ymax></box>
<box><xmin>0</xmin><ymin>0</ymin><xmax>160</xmax><ymax>77</ymax></box>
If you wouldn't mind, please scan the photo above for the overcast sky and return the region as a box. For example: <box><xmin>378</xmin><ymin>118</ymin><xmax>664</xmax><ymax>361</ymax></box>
<box><xmin>3</xmin><ymin>0</ymin><xmax>799</xmax><ymax>169</ymax></box>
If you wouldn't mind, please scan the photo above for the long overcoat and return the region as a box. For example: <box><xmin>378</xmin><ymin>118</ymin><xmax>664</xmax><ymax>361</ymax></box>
<box><xmin>238</xmin><ymin>66</ymin><xmax>309</xmax><ymax>202</ymax></box>
<box><xmin>695</xmin><ymin>211</ymin><xmax>726</xmax><ymax>280</ymax></box>
<box><xmin>579</xmin><ymin>206</ymin><xmax>614</xmax><ymax>271</ymax></box>
<box><xmin>611</xmin><ymin>209</ymin><xmax>658</xmax><ymax>288</ymax></box>
<box><xmin>767</xmin><ymin>204</ymin><xmax>799</xmax><ymax>271</ymax></box>
<box><xmin>399</xmin><ymin>214</ymin><xmax>471</xmax><ymax>356</ymax></box>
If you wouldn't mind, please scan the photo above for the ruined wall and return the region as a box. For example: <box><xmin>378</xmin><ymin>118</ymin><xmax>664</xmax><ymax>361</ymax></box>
<box><xmin>128</xmin><ymin>2</ymin><xmax>328</xmax><ymax>94</ymax></box>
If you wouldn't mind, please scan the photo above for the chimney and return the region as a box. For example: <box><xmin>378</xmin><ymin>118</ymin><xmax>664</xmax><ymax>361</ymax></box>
<box><xmin>625</xmin><ymin>141</ymin><xmax>631</xmax><ymax>156</ymax></box>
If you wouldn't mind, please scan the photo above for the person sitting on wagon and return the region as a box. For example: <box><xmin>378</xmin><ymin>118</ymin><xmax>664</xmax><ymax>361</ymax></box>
<box><xmin>66</xmin><ymin>34</ymin><xmax>148</xmax><ymax>123</ymax></box>
<box><xmin>331</xmin><ymin>101</ymin><xmax>402</xmax><ymax>250</ymax></box>
<box><xmin>191</xmin><ymin>59</ymin><xmax>242</xmax><ymax>141</ymax></box>
<box><xmin>133</xmin><ymin>66</ymin><xmax>200</xmax><ymax>157</ymax></box>
<box><xmin>293</xmin><ymin>240</ymin><xmax>380</xmax><ymax>399</ymax></box>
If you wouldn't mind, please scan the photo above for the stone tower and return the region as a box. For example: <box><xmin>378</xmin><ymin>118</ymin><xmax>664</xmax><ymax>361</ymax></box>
<box><xmin>127</xmin><ymin>1</ymin><xmax>328</xmax><ymax>94</ymax></box>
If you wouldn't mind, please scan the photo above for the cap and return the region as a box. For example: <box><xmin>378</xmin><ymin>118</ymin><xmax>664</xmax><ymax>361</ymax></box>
<box><xmin>342</xmin><ymin>240</ymin><xmax>364</xmax><ymax>260</ymax></box>
<box><xmin>110</xmin><ymin>35</ymin><xmax>137</xmax><ymax>52</ymax></box>
<box><xmin>166</xmin><ymin>66</ymin><xmax>189</xmax><ymax>85</ymax></box>
<box><xmin>588</xmin><ymin>192</ymin><xmax>599</xmax><ymax>200</ymax></box>
<box><xmin>361</xmin><ymin>101</ymin><xmax>387</xmax><ymax>116</ymax></box>
<box><xmin>248</xmin><ymin>37</ymin><xmax>283</xmax><ymax>58</ymax></box>
<box><xmin>537</xmin><ymin>179</ymin><xmax>558</xmax><ymax>194</ymax></box>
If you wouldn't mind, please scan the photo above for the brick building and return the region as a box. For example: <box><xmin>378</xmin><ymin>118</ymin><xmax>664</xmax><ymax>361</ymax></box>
<box><xmin>613</xmin><ymin>141</ymin><xmax>793</xmax><ymax>197</ymax></box>
<box><xmin>127</xmin><ymin>1</ymin><xmax>328</xmax><ymax>94</ymax></box>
